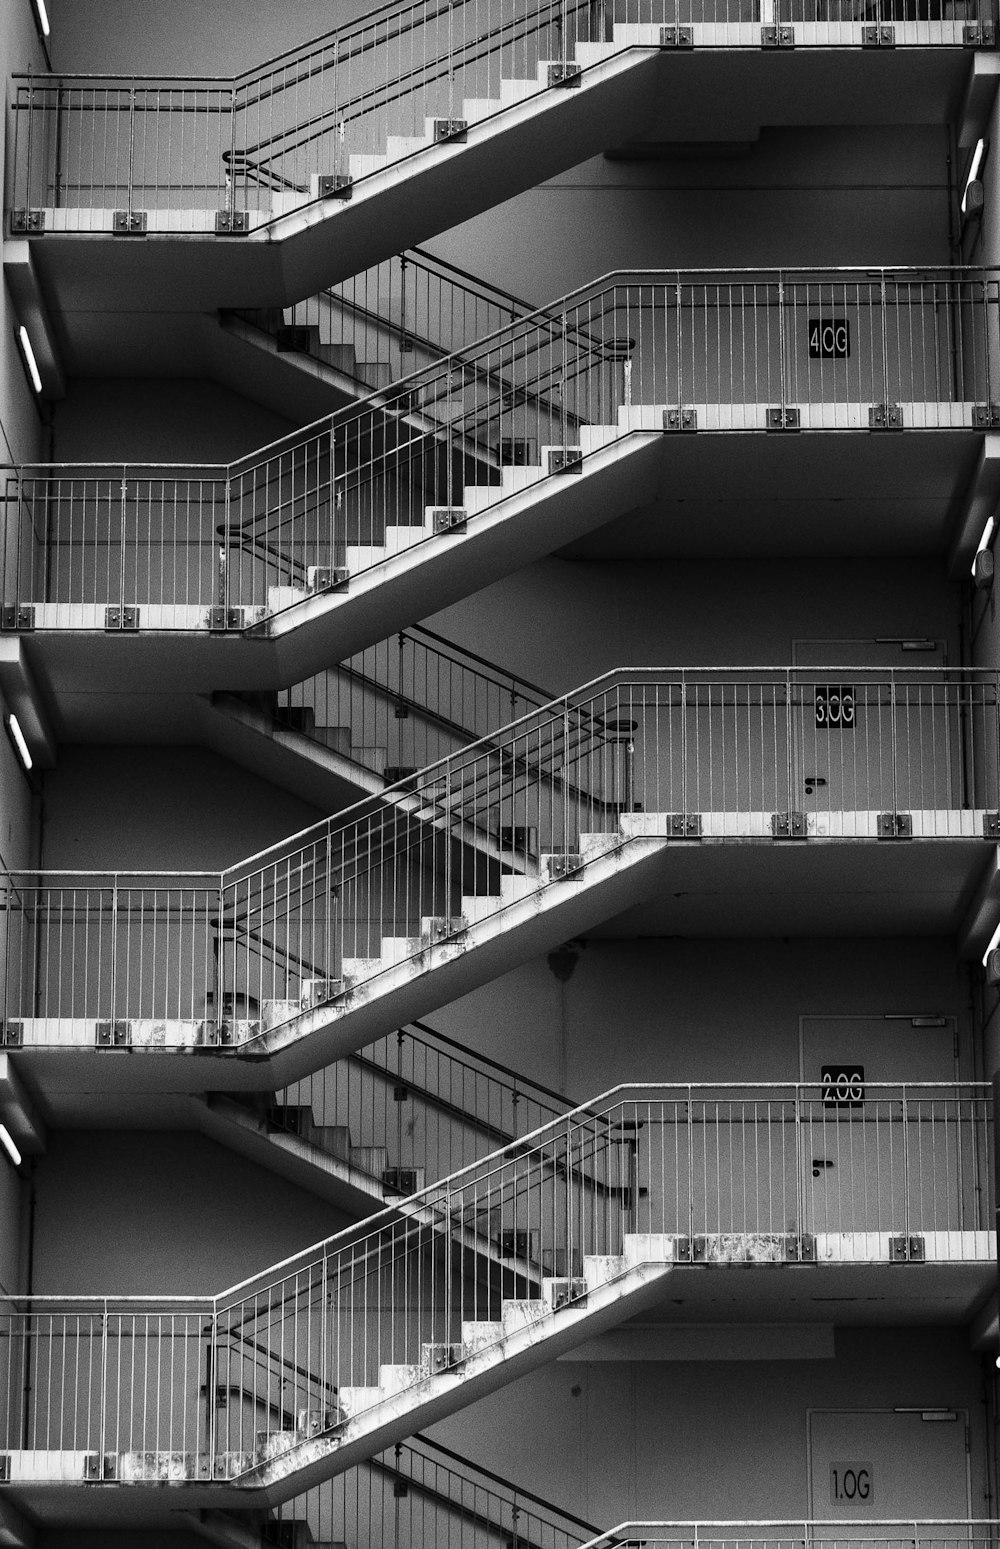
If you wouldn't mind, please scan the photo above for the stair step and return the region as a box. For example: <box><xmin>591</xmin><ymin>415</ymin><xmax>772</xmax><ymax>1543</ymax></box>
<box><xmin>336</xmin><ymin>1386</ymin><xmax>382</xmax><ymax>1420</ymax></box>
<box><xmin>573</xmin><ymin>39</ymin><xmax>619</xmax><ymax>62</ymax></box>
<box><xmin>350</xmin><ymin>744</ymin><xmax>388</xmax><ymax>774</ymax></box>
<box><xmin>341</xmin><ymin>957</ymin><xmax>384</xmax><ymax>984</ymax></box>
<box><xmin>379</xmin><ymin>1362</ymin><xmax>426</xmax><ymax>1396</ymax></box>
<box><xmin>385</xmin><ymin>134</ymin><xmax>433</xmax><ymax>158</ymax></box>
<box><xmin>501</xmin><ymin>1299</ymin><xmax>549</xmax><ymax>1336</ymax></box>
<box><xmin>378</xmin><ymin>935</ymin><xmax>422</xmax><ymax>965</ymax></box>
<box><xmin>578</xmin><ymin>421</ymin><xmax>623</xmax><ymax>453</ymax></box>
<box><xmin>462</xmin><ymin>97</ymin><xmax>502</xmax><ymax>122</ymax></box>
<box><xmin>350</xmin><ymin>1144</ymin><xmax>390</xmax><ymax>1175</ymax></box>
<box><xmin>358</xmin><ymin>361</ymin><xmax>394</xmax><ymax>388</ymax></box>
<box><xmin>583</xmin><ymin>1252</ymin><xmax>628</xmax><ymax>1291</ymax></box>
<box><xmin>310</xmin><ymin>726</ymin><xmax>353</xmax><ymax>754</ymax></box>
<box><xmin>384</xmin><ymin>522</ymin><xmax>432</xmax><ymax>553</ymax></box>
<box><xmin>459</xmin><ymin>1320</ymin><xmax>502</xmax><ymax>1355</ymax></box>
<box><xmin>268</xmin><ymin>585</ymin><xmax>308</xmax><ymax>614</ymax></box>
<box><xmin>460</xmin><ymin>893</ymin><xmax>503</xmax><ymax>922</ymax></box>
<box><xmin>343</xmin><ymin>545</ymin><xmax>387</xmax><ymax>573</ymax></box>
<box><xmin>271</xmin><ymin>191</ymin><xmax>309</xmax><ymax>217</ymax></box>
<box><xmin>348</xmin><ymin>153</ymin><xmax>389</xmax><ymax>177</ymax></box>
<box><xmin>579</xmin><ymin>830</ymin><xmax>622</xmax><ymax>861</ymax></box>
<box><xmin>324</xmin><ymin>344</ymin><xmax>361</xmax><ymax>373</ymax></box>
<box><xmin>310</xmin><ymin>1125</ymin><xmax>353</xmax><ymax>1161</ymax></box>
<box><xmin>500</xmin><ymin>874</ymin><xmax>538</xmax><ymax>903</ymax></box>
<box><xmin>623</xmin><ymin>1232</ymin><xmax>677</xmax><ymax>1267</ymax></box>
<box><xmin>499</xmin><ymin>76</ymin><xmax>542</xmax><ymax>107</ymax></box>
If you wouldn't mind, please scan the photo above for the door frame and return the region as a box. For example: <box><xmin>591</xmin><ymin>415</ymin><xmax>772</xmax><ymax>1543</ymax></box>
<box><xmin>805</xmin><ymin>1406</ymin><xmax>973</xmax><ymax>1524</ymax></box>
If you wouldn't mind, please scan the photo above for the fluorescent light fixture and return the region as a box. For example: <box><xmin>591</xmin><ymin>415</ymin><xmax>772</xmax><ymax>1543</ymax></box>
<box><xmin>0</xmin><ymin>1124</ymin><xmax>22</xmax><ymax>1168</ymax></box>
<box><xmin>973</xmin><ymin>515</ymin><xmax>996</xmax><ymax>580</ymax></box>
<box><xmin>982</xmin><ymin>914</ymin><xmax>1000</xmax><ymax>966</ymax></box>
<box><xmin>962</xmin><ymin>139</ymin><xmax>986</xmax><ymax>214</ymax></box>
<box><xmin>17</xmin><ymin>325</ymin><xmax>42</xmax><ymax>395</ymax></box>
<box><xmin>33</xmin><ymin>0</ymin><xmax>50</xmax><ymax>37</ymax></box>
<box><xmin>6</xmin><ymin>714</ymin><xmax>32</xmax><ymax>772</ymax></box>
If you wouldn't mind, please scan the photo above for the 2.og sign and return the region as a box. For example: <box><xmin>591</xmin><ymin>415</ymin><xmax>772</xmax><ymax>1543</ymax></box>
<box><xmin>830</xmin><ymin>1463</ymin><xmax>873</xmax><ymax>1504</ymax></box>
<box><xmin>808</xmin><ymin>318</ymin><xmax>850</xmax><ymax>358</ymax></box>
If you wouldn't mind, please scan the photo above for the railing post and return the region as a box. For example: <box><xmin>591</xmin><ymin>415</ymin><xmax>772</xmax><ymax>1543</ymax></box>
<box><xmin>794</xmin><ymin>1084</ymin><xmax>805</xmax><ymax>1240</ymax></box>
<box><xmin>206</xmin><ymin>1308</ymin><xmax>218</xmax><ymax>1473</ymax></box>
<box><xmin>126</xmin><ymin>84</ymin><xmax>137</xmax><ymax>221</ymax></box>
<box><xmin>785</xmin><ymin>667</ymin><xmax>795</xmax><ymax>812</ymax></box>
<box><xmin>880</xmin><ymin>270</ymin><xmax>891</xmax><ymax>408</ymax></box>
<box><xmin>777</xmin><ymin>272</ymin><xmax>787</xmax><ymax>415</ymax></box>
<box><xmin>119</xmin><ymin>467</ymin><xmax>129</xmax><ymax>609</ymax></box>
<box><xmin>109</xmin><ymin>878</ymin><xmax>119</xmax><ymax>1020</ymax></box>
<box><xmin>214</xmin><ymin>877</ymin><xmax>226</xmax><ymax>1032</ymax></box>
<box><xmin>686</xmin><ymin>1085</ymin><xmax>695</xmax><ymax>1240</ymax></box>
<box><xmin>889</xmin><ymin>670</ymin><xmax>899</xmax><ymax>814</ymax></box>
<box><xmin>901</xmin><ymin>1082</ymin><xmax>910</xmax><ymax>1242</ymax></box>
<box><xmin>98</xmin><ymin>1299</ymin><xmax>109</xmax><ymax>1463</ymax></box>
<box><xmin>227</xmin><ymin>85</ymin><xmax>237</xmax><ymax>220</ymax></box>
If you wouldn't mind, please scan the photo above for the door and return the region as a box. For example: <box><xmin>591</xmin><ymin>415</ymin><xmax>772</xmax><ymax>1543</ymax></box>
<box><xmin>808</xmin><ymin>1409</ymin><xmax>971</xmax><ymax>1534</ymax></box>
<box><xmin>791</xmin><ymin>639</ymin><xmax>951</xmax><ymax>822</ymax></box>
<box><xmin>798</xmin><ymin>1015</ymin><xmax>978</xmax><ymax>1236</ymax></box>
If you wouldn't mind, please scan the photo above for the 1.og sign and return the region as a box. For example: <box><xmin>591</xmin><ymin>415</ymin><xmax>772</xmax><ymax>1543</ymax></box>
<box><xmin>830</xmin><ymin>1463</ymin><xmax>873</xmax><ymax>1504</ymax></box>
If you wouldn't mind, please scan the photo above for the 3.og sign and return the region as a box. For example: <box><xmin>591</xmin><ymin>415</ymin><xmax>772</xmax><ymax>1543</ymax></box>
<box><xmin>808</xmin><ymin>317</ymin><xmax>850</xmax><ymax>358</ymax></box>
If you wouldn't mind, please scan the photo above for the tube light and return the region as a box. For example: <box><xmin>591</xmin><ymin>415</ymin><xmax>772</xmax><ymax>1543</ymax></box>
<box><xmin>33</xmin><ymin>0</ymin><xmax>50</xmax><ymax>37</ymax></box>
<box><xmin>977</xmin><ymin>515</ymin><xmax>995</xmax><ymax>558</ymax></box>
<box><xmin>0</xmin><ymin>1124</ymin><xmax>22</xmax><ymax>1168</ymax></box>
<box><xmin>7</xmin><ymin>715</ymin><xmax>32</xmax><ymax>772</ymax></box>
<box><xmin>962</xmin><ymin>139</ymin><xmax>986</xmax><ymax>215</ymax></box>
<box><xmin>17</xmin><ymin>326</ymin><xmax>42</xmax><ymax>395</ymax></box>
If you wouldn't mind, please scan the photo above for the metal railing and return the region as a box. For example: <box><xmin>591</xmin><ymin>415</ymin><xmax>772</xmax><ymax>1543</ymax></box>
<box><xmin>1</xmin><ymin>269</ymin><xmax>997</xmax><ymax>634</ymax></box>
<box><xmin>577</xmin><ymin>1526</ymin><xmax>1000</xmax><ymax>1549</ymax></box>
<box><xmin>10</xmin><ymin>0</ymin><xmax>996</xmax><ymax>233</ymax></box>
<box><xmin>2</xmin><ymin>667</ymin><xmax>999</xmax><ymax>1047</ymax></box>
<box><xmin>230</xmin><ymin>246</ymin><xmax>539</xmax><ymax>391</ymax></box>
<box><xmin>266</xmin><ymin>1015</ymin><xmax>581</xmax><ymax>1186</ymax></box>
<box><xmin>266</xmin><ymin>1429</ymin><xmax>599</xmax><ymax>1547</ymax></box>
<box><xmin>0</xmin><ymin>1084</ymin><xmax>991</xmax><ymax>1483</ymax></box>
<box><xmin>263</xmin><ymin>621</ymin><xmax>553</xmax><ymax>778</ymax></box>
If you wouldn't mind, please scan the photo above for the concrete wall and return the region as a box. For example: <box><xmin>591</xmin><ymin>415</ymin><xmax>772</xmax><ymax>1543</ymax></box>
<box><xmin>430</xmin><ymin>127</ymin><xmax>953</xmax><ymax>305</ymax></box>
<box><xmin>428</xmin><ymin>557</ymin><xmax>961</xmax><ymax>694</ymax></box>
<box><xmin>429</xmin><ymin>1328</ymin><xmax>990</xmax><ymax>1527</ymax></box>
<box><xmin>30</xmin><ymin>1131</ymin><xmax>352</xmax><ymax>1294</ymax></box>
<box><xmin>429</xmin><ymin>936</ymin><xmax>972</xmax><ymax>1095</ymax></box>
<box><xmin>50</xmin><ymin>380</ymin><xmax>297</xmax><ymax>466</ymax></box>
<box><xmin>39</xmin><ymin>746</ymin><xmax>325</xmax><ymax>871</ymax></box>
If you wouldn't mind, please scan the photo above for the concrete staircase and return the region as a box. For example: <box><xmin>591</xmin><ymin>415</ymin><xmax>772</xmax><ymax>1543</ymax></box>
<box><xmin>236</xmin><ymin>1235</ymin><xmax>675</xmax><ymax>1495</ymax></box>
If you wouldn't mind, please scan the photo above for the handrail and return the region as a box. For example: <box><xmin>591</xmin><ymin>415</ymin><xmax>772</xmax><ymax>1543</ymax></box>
<box><xmin>406</xmin><ymin>1430</ymin><xmax>601</xmax><ymax>1533</ymax></box>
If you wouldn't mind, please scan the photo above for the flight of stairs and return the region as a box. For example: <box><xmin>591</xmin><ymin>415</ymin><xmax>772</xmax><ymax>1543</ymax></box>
<box><xmin>240</xmin><ymin>1233</ymin><xmax>674</xmax><ymax>1492</ymax></box>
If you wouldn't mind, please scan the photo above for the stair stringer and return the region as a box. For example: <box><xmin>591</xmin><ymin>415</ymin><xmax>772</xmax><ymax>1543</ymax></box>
<box><xmin>248</xmin><ymin>1246</ymin><xmax>675</xmax><ymax>1502</ymax></box>
<box><xmin>257</xmin><ymin>832</ymin><xmax>678</xmax><ymax>1082</ymax></box>
<box><xmin>272</xmin><ymin>49</ymin><xmax>665</xmax><ymax>301</ymax></box>
<box><xmin>266</xmin><ymin>429</ymin><xmax>664</xmax><ymax>684</ymax></box>
<box><xmin>191</xmin><ymin>1094</ymin><xmax>542</xmax><ymax>1286</ymax></box>
<box><xmin>197</xmin><ymin>693</ymin><xmax>388</xmax><ymax>813</ymax></box>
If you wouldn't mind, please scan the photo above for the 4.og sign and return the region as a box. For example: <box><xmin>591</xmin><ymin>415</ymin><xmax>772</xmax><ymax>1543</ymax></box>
<box><xmin>808</xmin><ymin>318</ymin><xmax>850</xmax><ymax>358</ymax></box>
